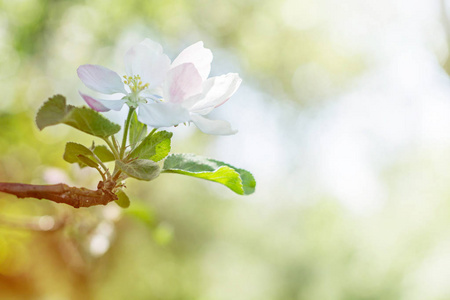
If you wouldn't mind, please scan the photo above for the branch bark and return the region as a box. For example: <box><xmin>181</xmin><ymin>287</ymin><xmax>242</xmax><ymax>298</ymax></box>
<box><xmin>0</xmin><ymin>181</ymin><xmax>117</xmax><ymax>208</ymax></box>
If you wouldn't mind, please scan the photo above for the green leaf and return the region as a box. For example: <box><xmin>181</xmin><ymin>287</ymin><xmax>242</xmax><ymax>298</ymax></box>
<box><xmin>93</xmin><ymin>145</ymin><xmax>115</xmax><ymax>162</ymax></box>
<box><xmin>116</xmin><ymin>159</ymin><xmax>160</xmax><ymax>181</ymax></box>
<box><xmin>35</xmin><ymin>95</ymin><xmax>67</xmax><ymax>130</ymax></box>
<box><xmin>128</xmin><ymin>131</ymin><xmax>172</xmax><ymax>162</ymax></box>
<box><xmin>128</xmin><ymin>111</ymin><xmax>147</xmax><ymax>150</ymax></box>
<box><xmin>63</xmin><ymin>142</ymin><xmax>93</xmax><ymax>164</ymax></box>
<box><xmin>77</xmin><ymin>155</ymin><xmax>99</xmax><ymax>168</ymax></box>
<box><xmin>36</xmin><ymin>95</ymin><xmax>121</xmax><ymax>137</ymax></box>
<box><xmin>162</xmin><ymin>154</ymin><xmax>256</xmax><ymax>195</ymax></box>
<box><xmin>115</xmin><ymin>190</ymin><xmax>130</xmax><ymax>208</ymax></box>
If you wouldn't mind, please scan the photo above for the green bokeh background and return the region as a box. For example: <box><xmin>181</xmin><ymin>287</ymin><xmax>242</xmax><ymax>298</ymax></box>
<box><xmin>1</xmin><ymin>0</ymin><xmax>450</xmax><ymax>299</ymax></box>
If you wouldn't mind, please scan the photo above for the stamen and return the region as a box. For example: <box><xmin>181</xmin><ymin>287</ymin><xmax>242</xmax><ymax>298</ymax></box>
<box><xmin>123</xmin><ymin>75</ymin><xmax>149</xmax><ymax>93</ymax></box>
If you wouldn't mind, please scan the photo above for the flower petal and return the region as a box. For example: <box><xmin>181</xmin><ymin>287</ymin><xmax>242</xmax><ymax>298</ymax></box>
<box><xmin>77</xmin><ymin>64</ymin><xmax>127</xmax><ymax>94</ymax></box>
<box><xmin>172</xmin><ymin>41</ymin><xmax>213</xmax><ymax>80</ymax></box>
<box><xmin>190</xmin><ymin>113</ymin><xmax>237</xmax><ymax>135</ymax></box>
<box><xmin>164</xmin><ymin>63</ymin><xmax>203</xmax><ymax>104</ymax></box>
<box><xmin>79</xmin><ymin>92</ymin><xmax>126</xmax><ymax>112</ymax></box>
<box><xmin>184</xmin><ymin>73</ymin><xmax>242</xmax><ymax>115</ymax></box>
<box><xmin>138</xmin><ymin>102</ymin><xmax>190</xmax><ymax>128</ymax></box>
<box><xmin>124</xmin><ymin>39</ymin><xmax>171</xmax><ymax>89</ymax></box>
<box><xmin>140</xmin><ymin>87</ymin><xmax>163</xmax><ymax>101</ymax></box>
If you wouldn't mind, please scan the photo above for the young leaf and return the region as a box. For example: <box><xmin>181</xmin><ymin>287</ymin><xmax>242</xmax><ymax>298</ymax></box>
<box><xmin>63</xmin><ymin>142</ymin><xmax>93</xmax><ymax>164</ymax></box>
<box><xmin>115</xmin><ymin>190</ymin><xmax>130</xmax><ymax>208</ymax></box>
<box><xmin>128</xmin><ymin>111</ymin><xmax>147</xmax><ymax>150</ymax></box>
<box><xmin>162</xmin><ymin>154</ymin><xmax>256</xmax><ymax>195</ymax></box>
<box><xmin>77</xmin><ymin>155</ymin><xmax>99</xmax><ymax>168</ymax></box>
<box><xmin>116</xmin><ymin>159</ymin><xmax>160</xmax><ymax>181</ymax></box>
<box><xmin>128</xmin><ymin>131</ymin><xmax>172</xmax><ymax>162</ymax></box>
<box><xmin>36</xmin><ymin>95</ymin><xmax>121</xmax><ymax>137</ymax></box>
<box><xmin>35</xmin><ymin>95</ymin><xmax>67</xmax><ymax>129</ymax></box>
<box><xmin>94</xmin><ymin>145</ymin><xmax>115</xmax><ymax>162</ymax></box>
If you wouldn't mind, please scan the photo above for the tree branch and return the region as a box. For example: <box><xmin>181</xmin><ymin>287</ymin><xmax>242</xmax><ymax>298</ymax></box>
<box><xmin>0</xmin><ymin>180</ymin><xmax>118</xmax><ymax>208</ymax></box>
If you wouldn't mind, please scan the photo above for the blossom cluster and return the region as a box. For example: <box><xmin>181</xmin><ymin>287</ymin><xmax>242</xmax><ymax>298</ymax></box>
<box><xmin>77</xmin><ymin>39</ymin><xmax>241</xmax><ymax>135</ymax></box>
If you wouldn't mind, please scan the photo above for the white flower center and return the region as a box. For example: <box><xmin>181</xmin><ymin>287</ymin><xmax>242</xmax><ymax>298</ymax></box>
<box><xmin>123</xmin><ymin>75</ymin><xmax>149</xmax><ymax>107</ymax></box>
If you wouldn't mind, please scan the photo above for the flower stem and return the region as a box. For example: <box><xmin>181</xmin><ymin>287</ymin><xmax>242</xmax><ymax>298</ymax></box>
<box><xmin>91</xmin><ymin>152</ymin><xmax>110</xmax><ymax>178</ymax></box>
<box><xmin>94</xmin><ymin>166</ymin><xmax>106</xmax><ymax>182</ymax></box>
<box><xmin>111</xmin><ymin>135</ymin><xmax>120</xmax><ymax>150</ymax></box>
<box><xmin>120</xmin><ymin>107</ymin><xmax>135</xmax><ymax>159</ymax></box>
<box><xmin>102</xmin><ymin>137</ymin><xmax>120</xmax><ymax>159</ymax></box>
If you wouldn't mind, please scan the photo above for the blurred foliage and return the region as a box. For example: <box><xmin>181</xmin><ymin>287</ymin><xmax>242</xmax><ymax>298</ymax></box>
<box><xmin>1</xmin><ymin>0</ymin><xmax>450</xmax><ymax>299</ymax></box>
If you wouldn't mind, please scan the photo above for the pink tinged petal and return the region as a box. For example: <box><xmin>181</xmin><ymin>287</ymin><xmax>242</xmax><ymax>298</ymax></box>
<box><xmin>172</xmin><ymin>41</ymin><xmax>213</xmax><ymax>80</ymax></box>
<box><xmin>184</xmin><ymin>73</ymin><xmax>242</xmax><ymax>115</ymax></box>
<box><xmin>138</xmin><ymin>102</ymin><xmax>190</xmax><ymax>128</ymax></box>
<box><xmin>190</xmin><ymin>113</ymin><xmax>237</xmax><ymax>135</ymax></box>
<box><xmin>79</xmin><ymin>92</ymin><xmax>126</xmax><ymax>112</ymax></box>
<box><xmin>163</xmin><ymin>63</ymin><xmax>203</xmax><ymax>104</ymax></box>
<box><xmin>77</xmin><ymin>64</ymin><xmax>127</xmax><ymax>94</ymax></box>
<box><xmin>124</xmin><ymin>39</ymin><xmax>171</xmax><ymax>89</ymax></box>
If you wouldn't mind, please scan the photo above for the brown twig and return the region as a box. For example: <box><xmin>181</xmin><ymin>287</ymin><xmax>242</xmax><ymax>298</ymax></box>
<box><xmin>0</xmin><ymin>180</ymin><xmax>117</xmax><ymax>208</ymax></box>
